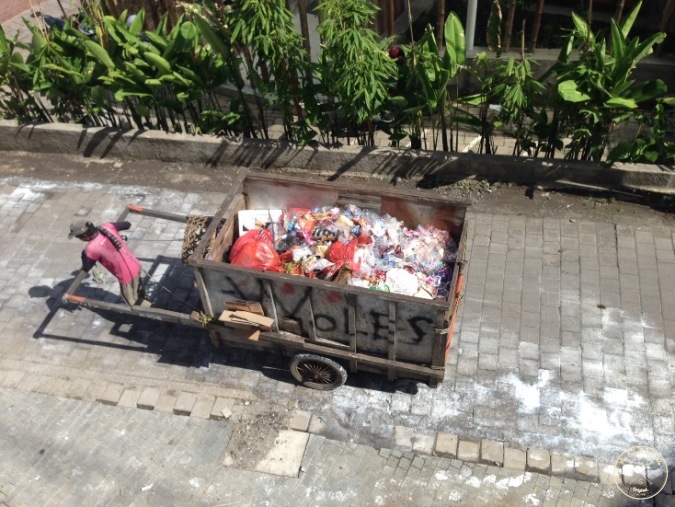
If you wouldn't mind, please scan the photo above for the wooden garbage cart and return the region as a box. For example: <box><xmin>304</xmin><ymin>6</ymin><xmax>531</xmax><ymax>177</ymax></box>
<box><xmin>63</xmin><ymin>172</ymin><xmax>468</xmax><ymax>390</ymax></box>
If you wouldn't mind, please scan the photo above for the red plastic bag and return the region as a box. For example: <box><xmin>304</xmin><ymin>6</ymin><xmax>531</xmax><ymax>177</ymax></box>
<box><xmin>230</xmin><ymin>229</ymin><xmax>283</xmax><ymax>272</ymax></box>
<box><xmin>325</xmin><ymin>241</ymin><xmax>360</xmax><ymax>272</ymax></box>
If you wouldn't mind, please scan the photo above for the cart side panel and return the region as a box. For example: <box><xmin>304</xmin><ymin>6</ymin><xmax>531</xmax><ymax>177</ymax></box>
<box><xmin>197</xmin><ymin>263</ymin><xmax>444</xmax><ymax>365</ymax></box>
<box><xmin>244</xmin><ymin>179</ymin><xmax>340</xmax><ymax>210</ymax></box>
<box><xmin>394</xmin><ymin>301</ymin><xmax>445</xmax><ymax>364</ymax></box>
<box><xmin>196</xmin><ymin>267</ymin><xmax>348</xmax><ymax>344</ymax></box>
<box><xmin>304</xmin><ymin>287</ymin><xmax>352</xmax><ymax>345</ymax></box>
<box><xmin>199</xmin><ymin>267</ymin><xmax>267</xmax><ymax>316</ymax></box>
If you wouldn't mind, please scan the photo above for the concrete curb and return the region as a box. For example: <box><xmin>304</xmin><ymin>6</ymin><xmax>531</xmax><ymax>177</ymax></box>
<box><xmin>1</xmin><ymin>120</ymin><xmax>674</xmax><ymax>195</ymax></box>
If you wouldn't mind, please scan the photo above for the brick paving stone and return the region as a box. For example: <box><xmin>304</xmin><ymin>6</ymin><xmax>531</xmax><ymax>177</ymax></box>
<box><xmin>574</xmin><ymin>455</ymin><xmax>598</xmax><ymax>482</ymax></box>
<box><xmin>289</xmin><ymin>410</ymin><xmax>311</xmax><ymax>431</ymax></box>
<box><xmin>66</xmin><ymin>378</ymin><xmax>91</xmax><ymax>400</ymax></box>
<box><xmin>457</xmin><ymin>440</ymin><xmax>480</xmax><ymax>463</ymax></box>
<box><xmin>154</xmin><ymin>392</ymin><xmax>178</xmax><ymax>413</ymax></box>
<box><xmin>504</xmin><ymin>448</ymin><xmax>527</xmax><ymax>471</ymax></box>
<box><xmin>173</xmin><ymin>391</ymin><xmax>197</xmax><ymax>415</ymax></box>
<box><xmin>0</xmin><ymin>370</ymin><xmax>24</xmax><ymax>389</ymax></box>
<box><xmin>435</xmin><ymin>433</ymin><xmax>458</xmax><ymax>459</ymax></box>
<box><xmin>117</xmin><ymin>388</ymin><xmax>142</xmax><ymax>408</ymax></box>
<box><xmin>98</xmin><ymin>383</ymin><xmax>124</xmax><ymax>405</ymax></box>
<box><xmin>15</xmin><ymin>373</ymin><xmax>40</xmax><ymax>393</ymax></box>
<box><xmin>82</xmin><ymin>380</ymin><xmax>108</xmax><ymax>402</ymax></box>
<box><xmin>527</xmin><ymin>448</ymin><xmax>551</xmax><ymax>474</ymax></box>
<box><xmin>190</xmin><ymin>393</ymin><xmax>215</xmax><ymax>419</ymax></box>
<box><xmin>480</xmin><ymin>439</ymin><xmax>504</xmax><ymax>467</ymax></box>
<box><xmin>136</xmin><ymin>387</ymin><xmax>160</xmax><ymax>410</ymax></box>
<box><xmin>211</xmin><ymin>397</ymin><xmax>235</xmax><ymax>420</ymax></box>
<box><xmin>551</xmin><ymin>453</ymin><xmax>575</xmax><ymax>478</ymax></box>
<box><xmin>32</xmin><ymin>374</ymin><xmax>55</xmax><ymax>394</ymax></box>
<box><xmin>49</xmin><ymin>378</ymin><xmax>72</xmax><ymax>398</ymax></box>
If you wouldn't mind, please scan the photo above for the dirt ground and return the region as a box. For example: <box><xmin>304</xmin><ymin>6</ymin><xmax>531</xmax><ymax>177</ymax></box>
<box><xmin>1</xmin><ymin>150</ymin><xmax>674</xmax><ymax>227</ymax></box>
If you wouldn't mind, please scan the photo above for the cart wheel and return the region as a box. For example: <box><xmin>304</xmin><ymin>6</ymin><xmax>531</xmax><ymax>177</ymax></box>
<box><xmin>290</xmin><ymin>354</ymin><xmax>347</xmax><ymax>390</ymax></box>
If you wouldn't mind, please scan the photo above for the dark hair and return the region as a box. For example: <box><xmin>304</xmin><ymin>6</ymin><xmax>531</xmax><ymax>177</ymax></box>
<box><xmin>77</xmin><ymin>221</ymin><xmax>98</xmax><ymax>238</ymax></box>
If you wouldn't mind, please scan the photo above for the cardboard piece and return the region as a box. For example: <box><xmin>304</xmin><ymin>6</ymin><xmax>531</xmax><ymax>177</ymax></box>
<box><xmin>238</xmin><ymin>209</ymin><xmax>282</xmax><ymax>236</ymax></box>
<box><xmin>218</xmin><ymin>310</ymin><xmax>274</xmax><ymax>331</ymax></box>
<box><xmin>225</xmin><ymin>300</ymin><xmax>264</xmax><ymax>315</ymax></box>
<box><xmin>232</xmin><ymin>327</ymin><xmax>260</xmax><ymax>342</ymax></box>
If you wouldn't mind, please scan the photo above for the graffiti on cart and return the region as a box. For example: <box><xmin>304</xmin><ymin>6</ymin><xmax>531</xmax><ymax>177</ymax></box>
<box><xmin>215</xmin><ymin>275</ymin><xmax>435</xmax><ymax>346</ymax></box>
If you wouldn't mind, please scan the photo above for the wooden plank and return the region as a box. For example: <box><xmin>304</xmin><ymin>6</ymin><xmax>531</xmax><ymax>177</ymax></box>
<box><xmin>244</xmin><ymin>172</ymin><xmax>469</xmax><ymax>209</ymax></box>
<box><xmin>205</xmin><ymin>193</ymin><xmax>245</xmax><ymax>262</ymax></box>
<box><xmin>387</xmin><ymin>301</ymin><xmax>397</xmax><ymax>381</ymax></box>
<box><xmin>62</xmin><ymin>295</ymin><xmax>205</xmax><ymax>328</ymax></box>
<box><xmin>348</xmin><ymin>295</ymin><xmax>357</xmax><ymax>372</ymax></box>
<box><xmin>193</xmin><ymin>267</ymin><xmax>214</xmax><ymax>317</ymax></box>
<box><xmin>193</xmin><ymin>173</ymin><xmax>247</xmax><ymax>261</ymax></box>
<box><xmin>124</xmin><ymin>205</ymin><xmax>189</xmax><ymax>223</ymax></box>
<box><xmin>306</xmin><ymin>294</ymin><xmax>318</xmax><ymax>342</ymax></box>
<box><xmin>262</xmin><ymin>281</ymin><xmax>278</xmax><ymax>331</ymax></box>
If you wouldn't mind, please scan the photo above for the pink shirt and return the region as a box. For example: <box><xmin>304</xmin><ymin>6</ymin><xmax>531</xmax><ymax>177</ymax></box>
<box><xmin>83</xmin><ymin>223</ymin><xmax>141</xmax><ymax>285</ymax></box>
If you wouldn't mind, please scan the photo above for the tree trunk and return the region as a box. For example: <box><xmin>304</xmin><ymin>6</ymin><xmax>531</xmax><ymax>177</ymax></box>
<box><xmin>613</xmin><ymin>0</ymin><xmax>625</xmax><ymax>23</ymax></box>
<box><xmin>529</xmin><ymin>0</ymin><xmax>545</xmax><ymax>53</ymax></box>
<box><xmin>504</xmin><ymin>0</ymin><xmax>517</xmax><ymax>52</ymax></box>
<box><xmin>388</xmin><ymin>0</ymin><xmax>395</xmax><ymax>36</ymax></box>
<box><xmin>658</xmin><ymin>0</ymin><xmax>675</xmax><ymax>55</ymax></box>
<box><xmin>662</xmin><ymin>0</ymin><xmax>675</xmax><ymax>35</ymax></box>
<box><xmin>297</xmin><ymin>0</ymin><xmax>313</xmax><ymax>81</ymax></box>
<box><xmin>436</xmin><ymin>0</ymin><xmax>445</xmax><ymax>47</ymax></box>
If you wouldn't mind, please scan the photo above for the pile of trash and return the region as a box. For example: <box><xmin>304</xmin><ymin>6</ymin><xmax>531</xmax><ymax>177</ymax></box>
<box><xmin>229</xmin><ymin>205</ymin><xmax>457</xmax><ymax>299</ymax></box>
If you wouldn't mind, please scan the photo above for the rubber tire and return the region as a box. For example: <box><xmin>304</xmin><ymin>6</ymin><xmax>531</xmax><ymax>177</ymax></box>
<box><xmin>290</xmin><ymin>353</ymin><xmax>348</xmax><ymax>390</ymax></box>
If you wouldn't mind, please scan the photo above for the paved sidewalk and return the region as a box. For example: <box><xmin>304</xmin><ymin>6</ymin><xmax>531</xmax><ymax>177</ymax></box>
<box><xmin>0</xmin><ymin>152</ymin><xmax>674</xmax><ymax>505</ymax></box>
<box><xmin>0</xmin><ymin>387</ymin><xmax>629</xmax><ymax>507</ymax></box>
<box><xmin>0</xmin><ymin>0</ymin><xmax>76</xmax><ymax>38</ymax></box>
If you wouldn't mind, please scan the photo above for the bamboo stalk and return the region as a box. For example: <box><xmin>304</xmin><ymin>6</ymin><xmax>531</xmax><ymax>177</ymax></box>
<box><xmin>436</xmin><ymin>0</ymin><xmax>445</xmax><ymax>48</ymax></box>
<box><xmin>529</xmin><ymin>0</ymin><xmax>545</xmax><ymax>54</ymax></box>
<box><xmin>504</xmin><ymin>0</ymin><xmax>517</xmax><ymax>52</ymax></box>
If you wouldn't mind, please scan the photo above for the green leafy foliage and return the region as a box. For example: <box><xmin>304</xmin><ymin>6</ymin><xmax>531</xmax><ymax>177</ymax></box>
<box><xmin>539</xmin><ymin>1</ymin><xmax>667</xmax><ymax>162</ymax></box>
<box><xmin>316</xmin><ymin>0</ymin><xmax>396</xmax><ymax>144</ymax></box>
<box><xmin>0</xmin><ymin>0</ymin><xmax>669</xmax><ymax>168</ymax></box>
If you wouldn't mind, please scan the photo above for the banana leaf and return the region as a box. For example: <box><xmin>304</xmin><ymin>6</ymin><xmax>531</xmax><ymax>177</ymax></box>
<box><xmin>558</xmin><ymin>80</ymin><xmax>590</xmax><ymax>102</ymax></box>
<box><xmin>143</xmin><ymin>52</ymin><xmax>172</xmax><ymax>76</ymax></box>
<box><xmin>83</xmin><ymin>40</ymin><xmax>115</xmax><ymax>70</ymax></box>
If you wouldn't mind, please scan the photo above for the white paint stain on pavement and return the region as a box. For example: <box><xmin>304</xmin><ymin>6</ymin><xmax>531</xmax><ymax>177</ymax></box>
<box><xmin>523</xmin><ymin>493</ymin><xmax>541</xmax><ymax>505</ymax></box>
<box><xmin>466</xmin><ymin>476</ymin><xmax>481</xmax><ymax>488</ymax></box>
<box><xmin>314</xmin><ymin>489</ymin><xmax>357</xmax><ymax>503</ymax></box>
<box><xmin>435</xmin><ymin>470</ymin><xmax>450</xmax><ymax>481</ymax></box>
<box><xmin>560</xmin><ymin>390</ymin><xmax>651</xmax><ymax>442</ymax></box>
<box><xmin>505</xmin><ymin>373</ymin><xmax>544</xmax><ymax>413</ymax></box>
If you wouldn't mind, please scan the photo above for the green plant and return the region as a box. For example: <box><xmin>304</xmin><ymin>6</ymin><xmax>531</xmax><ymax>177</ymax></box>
<box><xmin>316</xmin><ymin>0</ymin><xmax>397</xmax><ymax>146</ymax></box>
<box><xmin>227</xmin><ymin>0</ymin><xmax>315</xmax><ymax>144</ymax></box>
<box><xmin>0</xmin><ymin>25</ymin><xmax>51</xmax><ymax>122</ymax></box>
<box><xmin>606</xmin><ymin>98</ymin><xmax>675</xmax><ymax>165</ymax></box>
<box><xmin>388</xmin><ymin>11</ymin><xmax>466</xmax><ymax>151</ymax></box>
<box><xmin>494</xmin><ymin>55</ymin><xmax>545</xmax><ymax>156</ymax></box>
<box><xmin>538</xmin><ymin>1</ymin><xmax>667</xmax><ymax>161</ymax></box>
<box><xmin>192</xmin><ymin>3</ymin><xmax>261</xmax><ymax>137</ymax></box>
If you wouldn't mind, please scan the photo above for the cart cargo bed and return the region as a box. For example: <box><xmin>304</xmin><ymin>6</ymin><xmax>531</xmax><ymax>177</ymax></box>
<box><xmin>64</xmin><ymin>173</ymin><xmax>468</xmax><ymax>389</ymax></box>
